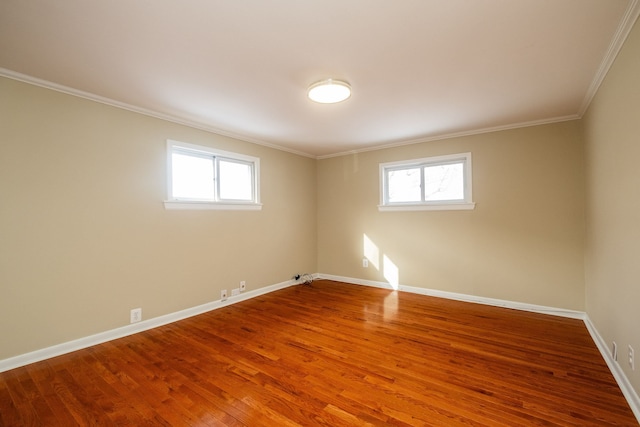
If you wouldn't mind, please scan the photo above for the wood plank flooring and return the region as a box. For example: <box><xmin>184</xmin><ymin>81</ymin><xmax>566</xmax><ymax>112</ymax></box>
<box><xmin>0</xmin><ymin>280</ymin><xmax>637</xmax><ymax>426</ymax></box>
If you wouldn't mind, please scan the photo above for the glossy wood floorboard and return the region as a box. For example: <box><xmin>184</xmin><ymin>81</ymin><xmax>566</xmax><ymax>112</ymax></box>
<box><xmin>1</xmin><ymin>280</ymin><xmax>637</xmax><ymax>426</ymax></box>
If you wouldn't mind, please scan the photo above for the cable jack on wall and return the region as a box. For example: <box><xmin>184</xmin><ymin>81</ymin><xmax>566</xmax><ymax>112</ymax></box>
<box><xmin>293</xmin><ymin>273</ymin><xmax>314</xmax><ymax>285</ymax></box>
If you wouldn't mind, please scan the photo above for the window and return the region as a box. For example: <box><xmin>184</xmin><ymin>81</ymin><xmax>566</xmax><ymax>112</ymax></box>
<box><xmin>379</xmin><ymin>152</ymin><xmax>475</xmax><ymax>211</ymax></box>
<box><xmin>164</xmin><ymin>140</ymin><xmax>261</xmax><ymax>210</ymax></box>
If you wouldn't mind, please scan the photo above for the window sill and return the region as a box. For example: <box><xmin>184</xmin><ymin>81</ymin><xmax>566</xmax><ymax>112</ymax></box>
<box><xmin>164</xmin><ymin>200</ymin><xmax>263</xmax><ymax>211</ymax></box>
<box><xmin>378</xmin><ymin>202</ymin><xmax>475</xmax><ymax>212</ymax></box>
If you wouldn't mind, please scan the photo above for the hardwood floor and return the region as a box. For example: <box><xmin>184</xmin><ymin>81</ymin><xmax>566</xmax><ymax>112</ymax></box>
<box><xmin>0</xmin><ymin>280</ymin><xmax>637</xmax><ymax>426</ymax></box>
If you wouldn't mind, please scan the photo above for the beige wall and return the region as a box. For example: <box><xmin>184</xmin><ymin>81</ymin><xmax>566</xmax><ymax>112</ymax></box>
<box><xmin>318</xmin><ymin>121</ymin><xmax>585</xmax><ymax>310</ymax></box>
<box><xmin>582</xmin><ymin>16</ymin><xmax>640</xmax><ymax>393</ymax></box>
<box><xmin>0</xmin><ymin>75</ymin><xmax>588</xmax><ymax>364</ymax></box>
<box><xmin>2</xmin><ymin>17</ymin><xmax>638</xmax><ymax>404</ymax></box>
<box><xmin>0</xmin><ymin>77</ymin><xmax>317</xmax><ymax>360</ymax></box>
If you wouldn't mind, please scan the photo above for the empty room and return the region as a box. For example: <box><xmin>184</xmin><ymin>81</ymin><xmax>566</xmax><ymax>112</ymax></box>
<box><xmin>1</xmin><ymin>1</ymin><xmax>639</xmax><ymax>425</ymax></box>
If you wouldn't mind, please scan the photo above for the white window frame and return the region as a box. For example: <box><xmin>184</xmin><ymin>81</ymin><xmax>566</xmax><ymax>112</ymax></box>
<box><xmin>164</xmin><ymin>140</ymin><xmax>262</xmax><ymax>211</ymax></box>
<box><xmin>379</xmin><ymin>152</ymin><xmax>475</xmax><ymax>211</ymax></box>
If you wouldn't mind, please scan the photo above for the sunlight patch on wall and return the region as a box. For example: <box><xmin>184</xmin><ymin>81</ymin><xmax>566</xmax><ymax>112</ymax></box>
<box><xmin>383</xmin><ymin>255</ymin><xmax>399</xmax><ymax>290</ymax></box>
<box><xmin>363</xmin><ymin>234</ymin><xmax>380</xmax><ymax>270</ymax></box>
<box><xmin>364</xmin><ymin>233</ymin><xmax>400</xmax><ymax>289</ymax></box>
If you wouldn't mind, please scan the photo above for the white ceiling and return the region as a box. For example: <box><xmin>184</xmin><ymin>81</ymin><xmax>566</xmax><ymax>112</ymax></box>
<box><xmin>1</xmin><ymin>0</ymin><xmax>638</xmax><ymax>158</ymax></box>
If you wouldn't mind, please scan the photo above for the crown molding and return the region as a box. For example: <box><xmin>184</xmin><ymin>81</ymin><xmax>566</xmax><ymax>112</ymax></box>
<box><xmin>317</xmin><ymin>114</ymin><xmax>580</xmax><ymax>160</ymax></box>
<box><xmin>0</xmin><ymin>68</ymin><xmax>316</xmax><ymax>159</ymax></box>
<box><xmin>5</xmin><ymin>0</ymin><xmax>639</xmax><ymax>168</ymax></box>
<box><xmin>578</xmin><ymin>0</ymin><xmax>640</xmax><ymax>116</ymax></box>
<box><xmin>1</xmin><ymin>67</ymin><xmax>583</xmax><ymax>161</ymax></box>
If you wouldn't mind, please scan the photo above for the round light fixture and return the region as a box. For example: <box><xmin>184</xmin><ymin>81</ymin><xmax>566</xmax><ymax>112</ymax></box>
<box><xmin>308</xmin><ymin>79</ymin><xmax>351</xmax><ymax>104</ymax></box>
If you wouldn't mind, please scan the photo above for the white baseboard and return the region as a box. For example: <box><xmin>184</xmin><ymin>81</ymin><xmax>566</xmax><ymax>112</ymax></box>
<box><xmin>318</xmin><ymin>273</ymin><xmax>640</xmax><ymax>422</ymax></box>
<box><xmin>318</xmin><ymin>273</ymin><xmax>586</xmax><ymax>319</ymax></box>
<box><xmin>583</xmin><ymin>315</ymin><xmax>640</xmax><ymax>421</ymax></box>
<box><xmin>0</xmin><ymin>278</ymin><xmax>299</xmax><ymax>373</ymax></box>
<box><xmin>3</xmin><ymin>273</ymin><xmax>638</xmax><ymax>423</ymax></box>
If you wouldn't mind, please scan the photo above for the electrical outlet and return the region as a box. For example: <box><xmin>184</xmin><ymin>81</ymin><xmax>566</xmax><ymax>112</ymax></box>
<box><xmin>240</xmin><ymin>281</ymin><xmax>246</xmax><ymax>292</ymax></box>
<box><xmin>363</xmin><ymin>258</ymin><xmax>369</xmax><ymax>268</ymax></box>
<box><xmin>231</xmin><ymin>288</ymin><xmax>240</xmax><ymax>296</ymax></box>
<box><xmin>221</xmin><ymin>289</ymin><xmax>228</xmax><ymax>301</ymax></box>
<box><xmin>130</xmin><ymin>308</ymin><xmax>142</xmax><ymax>324</ymax></box>
<box><xmin>612</xmin><ymin>341</ymin><xmax>618</xmax><ymax>361</ymax></box>
<box><xmin>629</xmin><ymin>345</ymin><xmax>635</xmax><ymax>370</ymax></box>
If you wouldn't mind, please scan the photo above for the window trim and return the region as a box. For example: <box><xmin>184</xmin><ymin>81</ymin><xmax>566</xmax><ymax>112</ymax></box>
<box><xmin>164</xmin><ymin>140</ymin><xmax>262</xmax><ymax>211</ymax></box>
<box><xmin>379</xmin><ymin>152</ymin><xmax>475</xmax><ymax>212</ymax></box>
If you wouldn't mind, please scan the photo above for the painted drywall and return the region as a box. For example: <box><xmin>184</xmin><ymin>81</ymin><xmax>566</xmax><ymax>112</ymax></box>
<box><xmin>317</xmin><ymin>121</ymin><xmax>585</xmax><ymax>310</ymax></box>
<box><xmin>582</xmin><ymin>15</ymin><xmax>640</xmax><ymax>394</ymax></box>
<box><xmin>0</xmin><ymin>77</ymin><xmax>317</xmax><ymax>360</ymax></box>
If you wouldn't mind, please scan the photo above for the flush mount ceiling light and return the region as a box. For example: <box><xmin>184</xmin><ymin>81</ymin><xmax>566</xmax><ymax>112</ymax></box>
<box><xmin>308</xmin><ymin>79</ymin><xmax>351</xmax><ymax>104</ymax></box>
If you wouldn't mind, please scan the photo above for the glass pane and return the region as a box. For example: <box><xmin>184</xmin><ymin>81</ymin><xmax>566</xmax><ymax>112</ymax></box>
<box><xmin>219</xmin><ymin>159</ymin><xmax>253</xmax><ymax>201</ymax></box>
<box><xmin>387</xmin><ymin>167</ymin><xmax>421</xmax><ymax>203</ymax></box>
<box><xmin>424</xmin><ymin>162</ymin><xmax>464</xmax><ymax>201</ymax></box>
<box><xmin>171</xmin><ymin>152</ymin><xmax>215</xmax><ymax>199</ymax></box>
